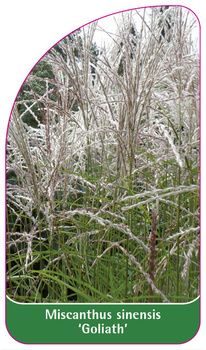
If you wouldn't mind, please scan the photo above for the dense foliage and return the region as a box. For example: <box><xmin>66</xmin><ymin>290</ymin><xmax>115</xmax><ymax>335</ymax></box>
<box><xmin>7</xmin><ymin>7</ymin><xmax>199</xmax><ymax>303</ymax></box>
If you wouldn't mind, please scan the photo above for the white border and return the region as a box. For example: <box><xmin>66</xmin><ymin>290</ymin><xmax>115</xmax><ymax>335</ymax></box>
<box><xmin>6</xmin><ymin>295</ymin><xmax>200</xmax><ymax>306</ymax></box>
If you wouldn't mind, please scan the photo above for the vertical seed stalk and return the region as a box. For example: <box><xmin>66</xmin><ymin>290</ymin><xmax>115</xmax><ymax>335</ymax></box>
<box><xmin>149</xmin><ymin>207</ymin><xmax>157</xmax><ymax>301</ymax></box>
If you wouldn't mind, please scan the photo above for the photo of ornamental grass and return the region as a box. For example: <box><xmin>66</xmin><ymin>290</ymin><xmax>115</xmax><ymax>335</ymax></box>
<box><xmin>6</xmin><ymin>6</ymin><xmax>200</xmax><ymax>303</ymax></box>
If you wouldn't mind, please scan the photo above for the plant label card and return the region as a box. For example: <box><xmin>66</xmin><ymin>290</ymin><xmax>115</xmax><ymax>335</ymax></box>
<box><xmin>5</xmin><ymin>4</ymin><xmax>200</xmax><ymax>345</ymax></box>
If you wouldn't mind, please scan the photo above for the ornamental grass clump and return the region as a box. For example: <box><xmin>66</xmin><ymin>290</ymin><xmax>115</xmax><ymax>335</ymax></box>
<box><xmin>6</xmin><ymin>6</ymin><xmax>199</xmax><ymax>303</ymax></box>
